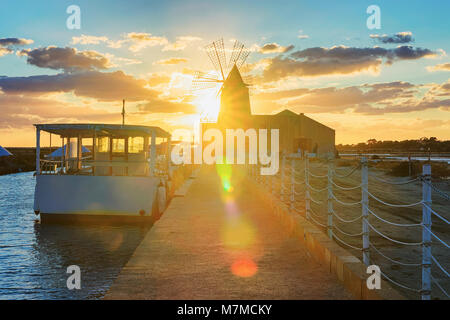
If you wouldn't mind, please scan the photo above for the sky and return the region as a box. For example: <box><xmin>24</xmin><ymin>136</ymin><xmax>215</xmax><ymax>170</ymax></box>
<box><xmin>0</xmin><ymin>0</ymin><xmax>449</xmax><ymax>146</ymax></box>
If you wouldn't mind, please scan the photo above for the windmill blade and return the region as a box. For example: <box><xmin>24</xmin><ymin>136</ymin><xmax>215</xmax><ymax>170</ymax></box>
<box><xmin>228</xmin><ymin>40</ymin><xmax>250</xmax><ymax>70</ymax></box>
<box><xmin>235</xmin><ymin>47</ymin><xmax>250</xmax><ymax>69</ymax></box>
<box><xmin>205</xmin><ymin>39</ymin><xmax>227</xmax><ymax>81</ymax></box>
<box><xmin>228</xmin><ymin>40</ymin><xmax>244</xmax><ymax>70</ymax></box>
<box><xmin>192</xmin><ymin>71</ymin><xmax>221</xmax><ymax>91</ymax></box>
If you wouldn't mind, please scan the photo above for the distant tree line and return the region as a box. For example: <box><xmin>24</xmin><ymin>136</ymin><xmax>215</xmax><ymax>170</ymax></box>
<box><xmin>336</xmin><ymin>137</ymin><xmax>450</xmax><ymax>152</ymax></box>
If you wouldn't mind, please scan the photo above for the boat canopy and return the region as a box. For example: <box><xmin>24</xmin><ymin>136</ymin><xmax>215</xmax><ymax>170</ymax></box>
<box><xmin>34</xmin><ymin>123</ymin><xmax>170</xmax><ymax>139</ymax></box>
<box><xmin>0</xmin><ymin>146</ymin><xmax>13</xmax><ymax>157</ymax></box>
<box><xmin>45</xmin><ymin>144</ymin><xmax>90</xmax><ymax>158</ymax></box>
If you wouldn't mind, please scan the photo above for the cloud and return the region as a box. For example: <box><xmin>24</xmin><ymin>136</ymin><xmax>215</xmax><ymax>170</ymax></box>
<box><xmin>154</xmin><ymin>57</ymin><xmax>188</xmax><ymax>65</ymax></box>
<box><xmin>297</xmin><ymin>30</ymin><xmax>309</xmax><ymax>39</ymax></box>
<box><xmin>0</xmin><ymin>47</ymin><xmax>13</xmax><ymax>57</ymax></box>
<box><xmin>370</xmin><ymin>31</ymin><xmax>413</xmax><ymax>44</ymax></box>
<box><xmin>72</xmin><ymin>35</ymin><xmax>109</xmax><ymax>45</ymax></box>
<box><xmin>163</xmin><ymin>36</ymin><xmax>202</xmax><ymax>51</ymax></box>
<box><xmin>136</xmin><ymin>99</ymin><xmax>196</xmax><ymax>114</ymax></box>
<box><xmin>262</xmin><ymin>45</ymin><xmax>436</xmax><ymax>81</ymax></box>
<box><xmin>0</xmin><ymin>37</ymin><xmax>33</xmax><ymax>47</ymax></box>
<box><xmin>0</xmin><ymin>37</ymin><xmax>33</xmax><ymax>57</ymax></box>
<box><xmin>0</xmin><ymin>94</ymin><xmax>120</xmax><ymax>129</ymax></box>
<box><xmin>147</xmin><ymin>73</ymin><xmax>172</xmax><ymax>86</ymax></box>
<box><xmin>0</xmin><ymin>71</ymin><xmax>156</xmax><ymax>101</ymax></box>
<box><xmin>18</xmin><ymin>46</ymin><xmax>112</xmax><ymax>72</ymax></box>
<box><xmin>71</xmin><ymin>34</ymin><xmax>126</xmax><ymax>49</ymax></box>
<box><xmin>126</xmin><ymin>32</ymin><xmax>168</xmax><ymax>52</ymax></box>
<box><xmin>258</xmin><ymin>43</ymin><xmax>294</xmax><ymax>54</ymax></box>
<box><xmin>252</xmin><ymin>80</ymin><xmax>449</xmax><ymax>115</ymax></box>
<box><xmin>427</xmin><ymin>63</ymin><xmax>450</xmax><ymax>72</ymax></box>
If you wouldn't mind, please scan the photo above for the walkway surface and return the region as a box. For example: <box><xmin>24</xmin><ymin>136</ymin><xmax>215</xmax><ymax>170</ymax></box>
<box><xmin>105</xmin><ymin>166</ymin><xmax>353</xmax><ymax>299</ymax></box>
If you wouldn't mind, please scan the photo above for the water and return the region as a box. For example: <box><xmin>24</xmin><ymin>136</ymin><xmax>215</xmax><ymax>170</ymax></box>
<box><xmin>340</xmin><ymin>154</ymin><xmax>450</xmax><ymax>164</ymax></box>
<box><xmin>0</xmin><ymin>172</ymin><xmax>150</xmax><ymax>299</ymax></box>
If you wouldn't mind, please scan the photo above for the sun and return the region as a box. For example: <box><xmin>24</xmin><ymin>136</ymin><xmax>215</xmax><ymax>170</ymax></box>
<box><xmin>192</xmin><ymin>86</ymin><xmax>221</xmax><ymax>121</ymax></box>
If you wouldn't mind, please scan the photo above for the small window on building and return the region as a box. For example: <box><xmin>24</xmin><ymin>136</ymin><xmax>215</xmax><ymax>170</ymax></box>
<box><xmin>112</xmin><ymin>138</ymin><xmax>125</xmax><ymax>153</ymax></box>
<box><xmin>128</xmin><ymin>137</ymin><xmax>144</xmax><ymax>153</ymax></box>
<box><xmin>96</xmin><ymin>137</ymin><xmax>109</xmax><ymax>153</ymax></box>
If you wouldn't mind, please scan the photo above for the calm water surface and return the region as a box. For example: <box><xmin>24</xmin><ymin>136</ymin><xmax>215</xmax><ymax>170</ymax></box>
<box><xmin>0</xmin><ymin>172</ymin><xmax>149</xmax><ymax>299</ymax></box>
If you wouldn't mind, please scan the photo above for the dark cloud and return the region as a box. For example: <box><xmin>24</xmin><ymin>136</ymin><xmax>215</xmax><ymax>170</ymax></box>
<box><xmin>19</xmin><ymin>46</ymin><xmax>111</xmax><ymax>72</ymax></box>
<box><xmin>0</xmin><ymin>71</ymin><xmax>154</xmax><ymax>101</ymax></box>
<box><xmin>370</xmin><ymin>32</ymin><xmax>413</xmax><ymax>44</ymax></box>
<box><xmin>262</xmin><ymin>45</ymin><xmax>436</xmax><ymax>81</ymax></box>
<box><xmin>0</xmin><ymin>94</ymin><xmax>120</xmax><ymax>129</ymax></box>
<box><xmin>259</xmin><ymin>43</ymin><xmax>294</xmax><ymax>54</ymax></box>
<box><xmin>0</xmin><ymin>37</ymin><xmax>33</xmax><ymax>47</ymax></box>
<box><xmin>137</xmin><ymin>100</ymin><xmax>196</xmax><ymax>114</ymax></box>
<box><xmin>253</xmin><ymin>80</ymin><xmax>449</xmax><ymax>115</ymax></box>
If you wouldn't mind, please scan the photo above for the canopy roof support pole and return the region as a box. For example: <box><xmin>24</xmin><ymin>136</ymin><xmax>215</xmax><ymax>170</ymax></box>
<box><xmin>150</xmin><ymin>131</ymin><xmax>156</xmax><ymax>176</ymax></box>
<box><xmin>167</xmin><ymin>137</ymin><xmax>171</xmax><ymax>177</ymax></box>
<box><xmin>61</xmin><ymin>136</ymin><xmax>65</xmax><ymax>173</ymax></box>
<box><xmin>77</xmin><ymin>135</ymin><xmax>82</xmax><ymax>170</ymax></box>
<box><xmin>36</xmin><ymin>127</ymin><xmax>40</xmax><ymax>175</ymax></box>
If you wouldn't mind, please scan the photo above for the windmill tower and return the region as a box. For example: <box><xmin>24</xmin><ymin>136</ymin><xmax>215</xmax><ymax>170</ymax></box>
<box><xmin>193</xmin><ymin>39</ymin><xmax>252</xmax><ymax>128</ymax></box>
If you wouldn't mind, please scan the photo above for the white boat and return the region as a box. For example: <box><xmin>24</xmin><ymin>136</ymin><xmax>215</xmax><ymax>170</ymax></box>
<box><xmin>33</xmin><ymin>123</ymin><xmax>171</xmax><ymax>224</ymax></box>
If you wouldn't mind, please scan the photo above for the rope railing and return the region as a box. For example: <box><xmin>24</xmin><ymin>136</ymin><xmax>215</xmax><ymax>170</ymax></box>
<box><xmin>365</xmin><ymin>205</ymin><xmax>422</xmax><ymax>228</ymax></box>
<box><xmin>369</xmin><ymin>243</ymin><xmax>421</xmax><ymax>267</ymax></box>
<box><xmin>247</xmin><ymin>154</ymin><xmax>449</xmax><ymax>300</ymax></box>
<box><xmin>423</xmin><ymin>203</ymin><xmax>450</xmax><ymax>225</ymax></box>
<box><xmin>431</xmin><ymin>255</ymin><xmax>450</xmax><ymax>278</ymax></box>
<box><xmin>368</xmin><ymin>173</ymin><xmax>420</xmax><ymax>185</ymax></box>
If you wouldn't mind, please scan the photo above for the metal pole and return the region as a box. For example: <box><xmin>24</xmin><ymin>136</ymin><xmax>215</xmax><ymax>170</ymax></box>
<box><xmin>327</xmin><ymin>160</ymin><xmax>334</xmax><ymax>239</ymax></box>
<box><xmin>421</xmin><ymin>164</ymin><xmax>432</xmax><ymax>300</ymax></box>
<box><xmin>361</xmin><ymin>157</ymin><xmax>370</xmax><ymax>266</ymax></box>
<box><xmin>167</xmin><ymin>136</ymin><xmax>171</xmax><ymax>177</ymax></box>
<box><xmin>150</xmin><ymin>131</ymin><xmax>156</xmax><ymax>176</ymax></box>
<box><xmin>36</xmin><ymin>127</ymin><xmax>40</xmax><ymax>175</ymax></box>
<box><xmin>305</xmin><ymin>155</ymin><xmax>310</xmax><ymax>220</ymax></box>
<box><xmin>280</xmin><ymin>153</ymin><xmax>286</xmax><ymax>201</ymax></box>
<box><xmin>290</xmin><ymin>158</ymin><xmax>295</xmax><ymax>212</ymax></box>
<box><xmin>61</xmin><ymin>136</ymin><xmax>64</xmax><ymax>174</ymax></box>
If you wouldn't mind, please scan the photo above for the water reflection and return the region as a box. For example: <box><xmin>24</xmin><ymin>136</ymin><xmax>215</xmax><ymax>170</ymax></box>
<box><xmin>0</xmin><ymin>172</ymin><xmax>150</xmax><ymax>300</ymax></box>
<box><xmin>32</xmin><ymin>223</ymin><xmax>149</xmax><ymax>299</ymax></box>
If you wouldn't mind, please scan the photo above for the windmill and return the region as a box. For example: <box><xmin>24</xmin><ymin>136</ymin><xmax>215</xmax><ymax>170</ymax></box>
<box><xmin>192</xmin><ymin>39</ymin><xmax>252</xmax><ymax>123</ymax></box>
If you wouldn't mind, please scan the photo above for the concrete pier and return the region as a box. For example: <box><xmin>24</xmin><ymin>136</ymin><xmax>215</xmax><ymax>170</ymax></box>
<box><xmin>105</xmin><ymin>166</ymin><xmax>353</xmax><ymax>299</ymax></box>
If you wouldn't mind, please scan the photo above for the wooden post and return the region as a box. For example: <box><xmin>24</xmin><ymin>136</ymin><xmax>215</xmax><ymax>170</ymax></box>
<box><xmin>361</xmin><ymin>157</ymin><xmax>370</xmax><ymax>266</ymax></box>
<box><xmin>35</xmin><ymin>127</ymin><xmax>40</xmax><ymax>175</ymax></box>
<box><xmin>421</xmin><ymin>164</ymin><xmax>432</xmax><ymax>300</ymax></box>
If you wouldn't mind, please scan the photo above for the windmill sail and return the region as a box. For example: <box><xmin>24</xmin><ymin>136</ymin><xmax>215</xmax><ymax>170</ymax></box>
<box><xmin>191</xmin><ymin>38</ymin><xmax>251</xmax><ymax>97</ymax></box>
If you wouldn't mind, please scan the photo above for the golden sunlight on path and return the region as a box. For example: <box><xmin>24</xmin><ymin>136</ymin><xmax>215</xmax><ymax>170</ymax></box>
<box><xmin>105</xmin><ymin>166</ymin><xmax>353</xmax><ymax>299</ymax></box>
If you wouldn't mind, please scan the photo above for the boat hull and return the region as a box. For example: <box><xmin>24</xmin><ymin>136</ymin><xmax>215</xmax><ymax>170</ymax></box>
<box><xmin>34</xmin><ymin>175</ymin><xmax>161</xmax><ymax>223</ymax></box>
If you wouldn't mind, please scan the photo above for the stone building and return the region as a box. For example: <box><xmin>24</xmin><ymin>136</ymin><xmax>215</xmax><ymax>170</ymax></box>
<box><xmin>202</xmin><ymin>64</ymin><xmax>335</xmax><ymax>156</ymax></box>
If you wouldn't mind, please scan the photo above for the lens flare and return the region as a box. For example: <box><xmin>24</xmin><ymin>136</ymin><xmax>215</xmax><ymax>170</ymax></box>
<box><xmin>221</xmin><ymin>218</ymin><xmax>255</xmax><ymax>249</ymax></box>
<box><xmin>231</xmin><ymin>259</ymin><xmax>258</xmax><ymax>277</ymax></box>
